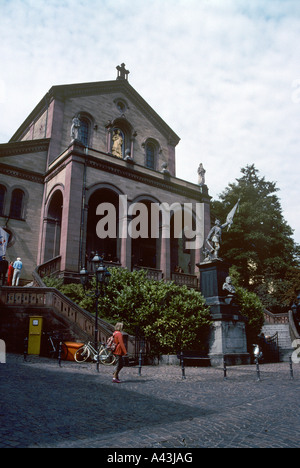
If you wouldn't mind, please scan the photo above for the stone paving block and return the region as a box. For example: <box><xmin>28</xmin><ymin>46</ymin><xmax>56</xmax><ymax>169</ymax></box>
<box><xmin>0</xmin><ymin>354</ymin><xmax>299</xmax><ymax>449</ymax></box>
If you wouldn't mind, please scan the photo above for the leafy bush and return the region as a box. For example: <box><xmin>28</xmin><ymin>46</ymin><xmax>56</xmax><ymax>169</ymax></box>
<box><xmin>58</xmin><ymin>268</ymin><xmax>212</xmax><ymax>356</ymax></box>
<box><xmin>42</xmin><ymin>275</ymin><xmax>64</xmax><ymax>289</ymax></box>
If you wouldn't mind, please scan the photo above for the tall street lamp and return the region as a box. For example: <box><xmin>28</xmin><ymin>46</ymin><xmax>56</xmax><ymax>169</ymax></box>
<box><xmin>80</xmin><ymin>253</ymin><xmax>111</xmax><ymax>371</ymax></box>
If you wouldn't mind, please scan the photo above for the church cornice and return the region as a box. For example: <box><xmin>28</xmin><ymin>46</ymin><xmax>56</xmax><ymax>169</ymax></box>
<box><xmin>0</xmin><ymin>139</ymin><xmax>50</xmax><ymax>157</ymax></box>
<box><xmin>46</xmin><ymin>145</ymin><xmax>204</xmax><ymax>202</ymax></box>
<box><xmin>87</xmin><ymin>157</ymin><xmax>202</xmax><ymax>200</ymax></box>
<box><xmin>0</xmin><ymin>163</ymin><xmax>44</xmax><ymax>184</ymax></box>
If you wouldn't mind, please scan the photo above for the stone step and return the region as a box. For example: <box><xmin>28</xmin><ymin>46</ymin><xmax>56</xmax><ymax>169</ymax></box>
<box><xmin>262</xmin><ymin>324</ymin><xmax>292</xmax><ymax>349</ymax></box>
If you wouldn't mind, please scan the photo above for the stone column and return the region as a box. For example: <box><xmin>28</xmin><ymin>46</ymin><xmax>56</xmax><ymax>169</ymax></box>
<box><xmin>119</xmin><ymin>196</ymin><xmax>132</xmax><ymax>270</ymax></box>
<box><xmin>60</xmin><ymin>149</ymin><xmax>85</xmax><ymax>274</ymax></box>
<box><xmin>160</xmin><ymin>224</ymin><xmax>171</xmax><ymax>280</ymax></box>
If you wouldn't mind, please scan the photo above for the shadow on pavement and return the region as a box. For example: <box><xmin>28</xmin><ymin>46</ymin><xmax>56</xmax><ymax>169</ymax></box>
<box><xmin>0</xmin><ymin>357</ymin><xmax>215</xmax><ymax>448</ymax></box>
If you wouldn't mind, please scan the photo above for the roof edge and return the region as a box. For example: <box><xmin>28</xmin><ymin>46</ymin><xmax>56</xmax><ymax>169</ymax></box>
<box><xmin>0</xmin><ymin>138</ymin><xmax>50</xmax><ymax>156</ymax></box>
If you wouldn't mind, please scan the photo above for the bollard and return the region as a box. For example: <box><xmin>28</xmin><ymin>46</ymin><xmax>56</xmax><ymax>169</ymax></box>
<box><xmin>138</xmin><ymin>349</ymin><xmax>143</xmax><ymax>376</ymax></box>
<box><xmin>289</xmin><ymin>356</ymin><xmax>294</xmax><ymax>380</ymax></box>
<box><xmin>24</xmin><ymin>337</ymin><xmax>28</xmax><ymax>361</ymax></box>
<box><xmin>181</xmin><ymin>351</ymin><xmax>186</xmax><ymax>380</ymax></box>
<box><xmin>58</xmin><ymin>341</ymin><xmax>62</xmax><ymax>367</ymax></box>
<box><xmin>255</xmin><ymin>357</ymin><xmax>261</xmax><ymax>382</ymax></box>
<box><xmin>223</xmin><ymin>357</ymin><xmax>227</xmax><ymax>380</ymax></box>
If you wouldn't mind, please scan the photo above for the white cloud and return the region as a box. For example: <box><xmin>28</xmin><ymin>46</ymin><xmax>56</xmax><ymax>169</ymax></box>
<box><xmin>1</xmin><ymin>0</ymin><xmax>300</xmax><ymax>243</ymax></box>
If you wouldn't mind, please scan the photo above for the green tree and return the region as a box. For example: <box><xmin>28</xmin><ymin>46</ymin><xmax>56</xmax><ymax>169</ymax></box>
<box><xmin>228</xmin><ymin>266</ymin><xmax>265</xmax><ymax>347</ymax></box>
<box><xmin>60</xmin><ymin>268</ymin><xmax>212</xmax><ymax>356</ymax></box>
<box><xmin>235</xmin><ymin>286</ymin><xmax>265</xmax><ymax>351</ymax></box>
<box><xmin>211</xmin><ymin>164</ymin><xmax>300</xmax><ymax>313</ymax></box>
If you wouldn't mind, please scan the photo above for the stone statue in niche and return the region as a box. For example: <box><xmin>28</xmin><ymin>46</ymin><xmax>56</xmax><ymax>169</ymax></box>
<box><xmin>112</xmin><ymin>129</ymin><xmax>123</xmax><ymax>158</ymax></box>
<box><xmin>71</xmin><ymin>117</ymin><xmax>81</xmax><ymax>141</ymax></box>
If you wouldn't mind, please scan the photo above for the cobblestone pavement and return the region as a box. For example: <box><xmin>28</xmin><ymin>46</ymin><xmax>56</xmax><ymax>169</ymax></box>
<box><xmin>1</xmin><ymin>353</ymin><xmax>300</xmax><ymax>449</ymax></box>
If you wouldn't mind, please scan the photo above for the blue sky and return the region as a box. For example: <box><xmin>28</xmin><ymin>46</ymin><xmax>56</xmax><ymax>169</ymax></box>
<box><xmin>1</xmin><ymin>0</ymin><xmax>300</xmax><ymax>243</ymax></box>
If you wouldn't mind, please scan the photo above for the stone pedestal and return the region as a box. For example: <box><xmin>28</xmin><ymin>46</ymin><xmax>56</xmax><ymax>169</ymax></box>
<box><xmin>197</xmin><ymin>261</ymin><xmax>250</xmax><ymax>366</ymax></box>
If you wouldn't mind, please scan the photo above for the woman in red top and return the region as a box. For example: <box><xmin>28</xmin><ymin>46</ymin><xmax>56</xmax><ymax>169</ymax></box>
<box><xmin>7</xmin><ymin>262</ymin><xmax>14</xmax><ymax>286</ymax></box>
<box><xmin>112</xmin><ymin>322</ymin><xmax>127</xmax><ymax>383</ymax></box>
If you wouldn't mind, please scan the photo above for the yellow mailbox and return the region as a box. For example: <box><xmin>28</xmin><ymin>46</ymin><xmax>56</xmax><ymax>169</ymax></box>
<box><xmin>28</xmin><ymin>316</ymin><xmax>43</xmax><ymax>355</ymax></box>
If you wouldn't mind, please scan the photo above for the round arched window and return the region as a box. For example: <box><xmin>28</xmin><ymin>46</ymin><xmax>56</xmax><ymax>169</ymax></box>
<box><xmin>146</xmin><ymin>142</ymin><xmax>155</xmax><ymax>169</ymax></box>
<box><xmin>10</xmin><ymin>189</ymin><xmax>25</xmax><ymax>219</ymax></box>
<box><xmin>78</xmin><ymin>117</ymin><xmax>90</xmax><ymax>146</ymax></box>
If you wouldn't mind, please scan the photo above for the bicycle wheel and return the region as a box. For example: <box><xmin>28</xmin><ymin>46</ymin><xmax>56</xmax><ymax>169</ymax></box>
<box><xmin>99</xmin><ymin>348</ymin><xmax>116</xmax><ymax>366</ymax></box>
<box><xmin>75</xmin><ymin>346</ymin><xmax>90</xmax><ymax>363</ymax></box>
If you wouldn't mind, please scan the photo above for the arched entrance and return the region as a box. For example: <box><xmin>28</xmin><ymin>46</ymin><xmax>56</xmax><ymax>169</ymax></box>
<box><xmin>170</xmin><ymin>206</ymin><xmax>196</xmax><ymax>275</ymax></box>
<box><xmin>86</xmin><ymin>188</ymin><xmax>119</xmax><ymax>265</ymax></box>
<box><xmin>44</xmin><ymin>190</ymin><xmax>63</xmax><ymax>262</ymax></box>
<box><xmin>131</xmin><ymin>199</ymin><xmax>159</xmax><ymax>270</ymax></box>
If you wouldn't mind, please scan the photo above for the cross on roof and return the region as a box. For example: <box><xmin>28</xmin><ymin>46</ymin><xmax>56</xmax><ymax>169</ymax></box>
<box><xmin>116</xmin><ymin>63</ymin><xmax>130</xmax><ymax>81</ymax></box>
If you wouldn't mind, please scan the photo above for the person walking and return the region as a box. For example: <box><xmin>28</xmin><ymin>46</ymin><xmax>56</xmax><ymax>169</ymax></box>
<box><xmin>7</xmin><ymin>262</ymin><xmax>14</xmax><ymax>286</ymax></box>
<box><xmin>12</xmin><ymin>257</ymin><xmax>23</xmax><ymax>286</ymax></box>
<box><xmin>112</xmin><ymin>322</ymin><xmax>127</xmax><ymax>383</ymax></box>
<box><xmin>0</xmin><ymin>256</ymin><xmax>8</xmax><ymax>285</ymax></box>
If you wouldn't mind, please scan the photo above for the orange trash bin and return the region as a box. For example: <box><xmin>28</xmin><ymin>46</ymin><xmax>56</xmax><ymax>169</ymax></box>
<box><xmin>64</xmin><ymin>342</ymin><xmax>84</xmax><ymax>361</ymax></box>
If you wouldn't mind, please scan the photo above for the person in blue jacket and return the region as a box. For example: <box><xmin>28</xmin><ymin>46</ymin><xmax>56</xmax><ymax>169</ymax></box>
<box><xmin>12</xmin><ymin>257</ymin><xmax>23</xmax><ymax>286</ymax></box>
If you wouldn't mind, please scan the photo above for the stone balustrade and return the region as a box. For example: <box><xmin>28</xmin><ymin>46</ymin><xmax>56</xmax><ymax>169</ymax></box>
<box><xmin>0</xmin><ymin>286</ymin><xmax>113</xmax><ymax>344</ymax></box>
<box><xmin>264</xmin><ymin>309</ymin><xmax>289</xmax><ymax>324</ymax></box>
<box><xmin>171</xmin><ymin>272</ymin><xmax>198</xmax><ymax>289</ymax></box>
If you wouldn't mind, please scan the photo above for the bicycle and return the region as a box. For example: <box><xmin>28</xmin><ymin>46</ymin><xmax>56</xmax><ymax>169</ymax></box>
<box><xmin>43</xmin><ymin>332</ymin><xmax>68</xmax><ymax>362</ymax></box>
<box><xmin>74</xmin><ymin>341</ymin><xmax>116</xmax><ymax>366</ymax></box>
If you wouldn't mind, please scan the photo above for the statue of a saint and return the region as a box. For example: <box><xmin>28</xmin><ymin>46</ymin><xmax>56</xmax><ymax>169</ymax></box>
<box><xmin>71</xmin><ymin>117</ymin><xmax>81</xmax><ymax>141</ymax></box>
<box><xmin>197</xmin><ymin>163</ymin><xmax>206</xmax><ymax>185</ymax></box>
<box><xmin>112</xmin><ymin>130</ymin><xmax>123</xmax><ymax>158</ymax></box>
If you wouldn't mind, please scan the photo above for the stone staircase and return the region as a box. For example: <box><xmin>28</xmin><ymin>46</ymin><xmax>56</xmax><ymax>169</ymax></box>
<box><xmin>0</xmin><ymin>287</ymin><xmax>111</xmax><ymax>353</ymax></box>
<box><xmin>262</xmin><ymin>323</ymin><xmax>294</xmax><ymax>362</ymax></box>
<box><xmin>0</xmin><ymin>255</ymin><xmax>139</xmax><ymax>356</ymax></box>
<box><xmin>0</xmin><ymin>286</ymin><xmax>137</xmax><ymax>357</ymax></box>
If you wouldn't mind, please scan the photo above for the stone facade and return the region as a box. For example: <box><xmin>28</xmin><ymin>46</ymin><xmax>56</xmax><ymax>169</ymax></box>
<box><xmin>0</xmin><ymin>66</ymin><xmax>211</xmax><ymax>283</ymax></box>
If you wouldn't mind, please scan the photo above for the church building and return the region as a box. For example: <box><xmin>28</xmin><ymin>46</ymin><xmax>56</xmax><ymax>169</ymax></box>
<box><xmin>0</xmin><ymin>64</ymin><xmax>211</xmax><ymax>286</ymax></box>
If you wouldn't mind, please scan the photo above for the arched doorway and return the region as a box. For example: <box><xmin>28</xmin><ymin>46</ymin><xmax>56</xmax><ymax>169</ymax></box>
<box><xmin>86</xmin><ymin>188</ymin><xmax>119</xmax><ymax>265</ymax></box>
<box><xmin>131</xmin><ymin>199</ymin><xmax>159</xmax><ymax>270</ymax></box>
<box><xmin>44</xmin><ymin>190</ymin><xmax>63</xmax><ymax>262</ymax></box>
<box><xmin>170</xmin><ymin>206</ymin><xmax>196</xmax><ymax>275</ymax></box>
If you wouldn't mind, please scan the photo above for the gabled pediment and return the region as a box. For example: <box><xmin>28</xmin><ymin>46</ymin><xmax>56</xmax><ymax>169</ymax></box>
<box><xmin>10</xmin><ymin>80</ymin><xmax>180</xmax><ymax>146</ymax></box>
